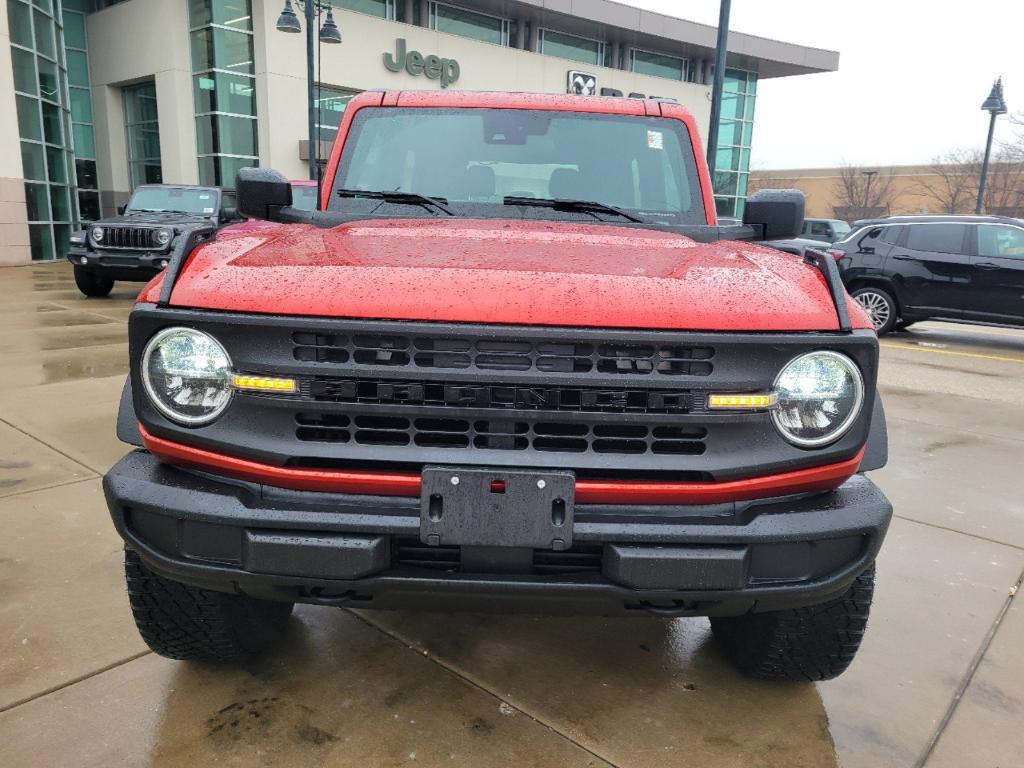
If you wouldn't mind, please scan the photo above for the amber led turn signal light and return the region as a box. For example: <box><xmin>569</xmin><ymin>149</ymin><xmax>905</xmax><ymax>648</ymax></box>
<box><xmin>707</xmin><ymin>393</ymin><xmax>776</xmax><ymax>409</ymax></box>
<box><xmin>230</xmin><ymin>374</ymin><xmax>297</xmax><ymax>393</ymax></box>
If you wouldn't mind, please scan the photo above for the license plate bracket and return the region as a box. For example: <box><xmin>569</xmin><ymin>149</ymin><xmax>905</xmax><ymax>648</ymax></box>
<box><xmin>420</xmin><ymin>467</ymin><xmax>575</xmax><ymax>550</ymax></box>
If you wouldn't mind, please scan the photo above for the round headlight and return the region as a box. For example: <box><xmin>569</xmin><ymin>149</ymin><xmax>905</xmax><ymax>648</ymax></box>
<box><xmin>771</xmin><ymin>351</ymin><xmax>864</xmax><ymax>448</ymax></box>
<box><xmin>90</xmin><ymin>226</ymin><xmax>104</xmax><ymax>242</ymax></box>
<box><xmin>141</xmin><ymin>327</ymin><xmax>232</xmax><ymax>426</ymax></box>
<box><xmin>155</xmin><ymin>228</ymin><xmax>172</xmax><ymax>246</ymax></box>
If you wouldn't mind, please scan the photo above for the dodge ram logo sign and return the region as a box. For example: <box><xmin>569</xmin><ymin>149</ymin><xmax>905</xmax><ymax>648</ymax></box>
<box><xmin>567</xmin><ymin>70</ymin><xmax>597</xmax><ymax>95</ymax></box>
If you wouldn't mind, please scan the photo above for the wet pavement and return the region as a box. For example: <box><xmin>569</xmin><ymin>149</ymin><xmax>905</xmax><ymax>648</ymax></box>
<box><xmin>1</xmin><ymin>261</ymin><xmax>1022</xmax><ymax>767</ymax></box>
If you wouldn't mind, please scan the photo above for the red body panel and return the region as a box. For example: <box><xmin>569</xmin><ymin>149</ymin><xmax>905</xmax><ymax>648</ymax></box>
<box><xmin>140</xmin><ymin>426</ymin><xmax>864</xmax><ymax>505</ymax></box>
<box><xmin>142</xmin><ymin>217</ymin><xmax>855</xmax><ymax>331</ymax></box>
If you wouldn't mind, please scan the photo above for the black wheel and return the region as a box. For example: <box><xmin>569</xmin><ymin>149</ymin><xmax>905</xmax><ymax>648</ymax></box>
<box><xmin>73</xmin><ymin>265</ymin><xmax>114</xmax><ymax>297</ymax></box>
<box><xmin>124</xmin><ymin>549</ymin><xmax>293</xmax><ymax>661</ymax></box>
<box><xmin>851</xmin><ymin>287</ymin><xmax>897</xmax><ymax>335</ymax></box>
<box><xmin>710</xmin><ymin>564</ymin><xmax>875</xmax><ymax>681</ymax></box>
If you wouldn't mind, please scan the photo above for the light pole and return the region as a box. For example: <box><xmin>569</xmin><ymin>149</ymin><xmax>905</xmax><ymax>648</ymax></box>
<box><xmin>705</xmin><ymin>0</ymin><xmax>732</xmax><ymax>181</ymax></box>
<box><xmin>276</xmin><ymin>0</ymin><xmax>341</xmax><ymax>192</ymax></box>
<box><xmin>976</xmin><ymin>77</ymin><xmax>1007</xmax><ymax>215</ymax></box>
<box><xmin>861</xmin><ymin>170</ymin><xmax>877</xmax><ymax>217</ymax></box>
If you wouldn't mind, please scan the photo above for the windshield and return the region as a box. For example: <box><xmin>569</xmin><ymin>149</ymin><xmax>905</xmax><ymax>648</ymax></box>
<box><xmin>291</xmin><ymin>183</ymin><xmax>319</xmax><ymax>211</ymax></box>
<box><xmin>330</xmin><ymin>107</ymin><xmax>705</xmax><ymax>226</ymax></box>
<box><xmin>832</xmin><ymin>221</ymin><xmax>852</xmax><ymax>237</ymax></box>
<box><xmin>127</xmin><ymin>187</ymin><xmax>220</xmax><ymax>215</ymax></box>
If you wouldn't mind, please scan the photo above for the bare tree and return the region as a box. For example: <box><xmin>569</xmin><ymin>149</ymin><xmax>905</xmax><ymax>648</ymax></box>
<box><xmin>831</xmin><ymin>164</ymin><xmax>896</xmax><ymax>221</ymax></box>
<box><xmin>986</xmin><ymin>142</ymin><xmax>1024</xmax><ymax>216</ymax></box>
<box><xmin>911</xmin><ymin>149</ymin><xmax>981</xmax><ymax>214</ymax></box>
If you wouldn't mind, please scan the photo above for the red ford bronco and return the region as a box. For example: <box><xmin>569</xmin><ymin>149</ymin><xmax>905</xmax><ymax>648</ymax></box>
<box><xmin>104</xmin><ymin>91</ymin><xmax>890</xmax><ymax>680</ymax></box>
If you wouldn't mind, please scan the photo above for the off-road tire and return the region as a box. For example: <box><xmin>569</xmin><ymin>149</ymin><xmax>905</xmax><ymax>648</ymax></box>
<box><xmin>73</xmin><ymin>265</ymin><xmax>114</xmax><ymax>297</ymax></box>
<box><xmin>851</xmin><ymin>287</ymin><xmax>897</xmax><ymax>335</ymax></box>
<box><xmin>124</xmin><ymin>549</ymin><xmax>293</xmax><ymax>661</ymax></box>
<box><xmin>710</xmin><ymin>564</ymin><xmax>875</xmax><ymax>681</ymax></box>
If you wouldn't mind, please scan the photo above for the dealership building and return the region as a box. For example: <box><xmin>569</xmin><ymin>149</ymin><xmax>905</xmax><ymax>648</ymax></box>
<box><xmin>0</xmin><ymin>0</ymin><xmax>837</xmax><ymax>264</ymax></box>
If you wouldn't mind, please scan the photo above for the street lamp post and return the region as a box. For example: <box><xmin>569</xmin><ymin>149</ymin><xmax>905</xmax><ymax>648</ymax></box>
<box><xmin>976</xmin><ymin>77</ymin><xmax>1007</xmax><ymax>215</ymax></box>
<box><xmin>705</xmin><ymin>0</ymin><xmax>732</xmax><ymax>182</ymax></box>
<box><xmin>276</xmin><ymin>0</ymin><xmax>342</xmax><ymax>191</ymax></box>
<box><xmin>861</xmin><ymin>170</ymin><xmax>877</xmax><ymax>218</ymax></box>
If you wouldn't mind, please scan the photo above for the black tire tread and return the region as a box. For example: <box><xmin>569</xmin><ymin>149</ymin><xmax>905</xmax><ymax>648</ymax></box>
<box><xmin>710</xmin><ymin>565</ymin><xmax>875</xmax><ymax>681</ymax></box>
<box><xmin>73</xmin><ymin>265</ymin><xmax>114</xmax><ymax>297</ymax></box>
<box><xmin>124</xmin><ymin>549</ymin><xmax>292</xmax><ymax>661</ymax></box>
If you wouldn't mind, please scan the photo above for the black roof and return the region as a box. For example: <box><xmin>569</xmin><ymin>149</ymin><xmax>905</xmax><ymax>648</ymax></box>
<box><xmin>852</xmin><ymin>214</ymin><xmax>1023</xmax><ymax>227</ymax></box>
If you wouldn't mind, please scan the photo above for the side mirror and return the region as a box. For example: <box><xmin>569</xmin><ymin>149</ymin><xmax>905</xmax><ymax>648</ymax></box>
<box><xmin>221</xmin><ymin>206</ymin><xmax>238</xmax><ymax>221</ymax></box>
<box><xmin>117</xmin><ymin>204</ymin><xmax>126</xmax><ymax>215</ymax></box>
<box><xmin>236</xmin><ymin>167</ymin><xmax>292</xmax><ymax>220</ymax></box>
<box><xmin>743</xmin><ymin>189</ymin><xmax>805</xmax><ymax>240</ymax></box>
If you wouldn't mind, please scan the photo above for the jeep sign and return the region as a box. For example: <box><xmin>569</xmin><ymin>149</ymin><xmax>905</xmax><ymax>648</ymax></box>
<box><xmin>383</xmin><ymin>39</ymin><xmax>460</xmax><ymax>88</ymax></box>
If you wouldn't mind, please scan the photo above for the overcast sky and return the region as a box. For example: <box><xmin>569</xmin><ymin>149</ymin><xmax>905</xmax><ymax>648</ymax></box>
<box><xmin>621</xmin><ymin>1</ymin><xmax>1024</xmax><ymax>169</ymax></box>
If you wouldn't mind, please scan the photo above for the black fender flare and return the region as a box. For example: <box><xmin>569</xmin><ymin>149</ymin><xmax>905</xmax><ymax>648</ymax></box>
<box><xmin>116</xmin><ymin>376</ymin><xmax>142</xmax><ymax>446</ymax></box>
<box><xmin>860</xmin><ymin>393</ymin><xmax>888</xmax><ymax>472</ymax></box>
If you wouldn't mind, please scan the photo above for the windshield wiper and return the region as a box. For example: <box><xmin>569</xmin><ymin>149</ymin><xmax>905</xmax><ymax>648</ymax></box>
<box><xmin>337</xmin><ymin>189</ymin><xmax>453</xmax><ymax>216</ymax></box>
<box><xmin>503</xmin><ymin>196</ymin><xmax>644</xmax><ymax>223</ymax></box>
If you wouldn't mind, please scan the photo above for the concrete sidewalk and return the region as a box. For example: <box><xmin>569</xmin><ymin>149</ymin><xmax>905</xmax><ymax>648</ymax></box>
<box><xmin>1</xmin><ymin>262</ymin><xmax>1021</xmax><ymax>767</ymax></box>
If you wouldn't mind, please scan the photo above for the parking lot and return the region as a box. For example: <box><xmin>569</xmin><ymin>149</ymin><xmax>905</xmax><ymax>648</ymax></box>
<box><xmin>1</xmin><ymin>261</ymin><xmax>1022</xmax><ymax>768</ymax></box>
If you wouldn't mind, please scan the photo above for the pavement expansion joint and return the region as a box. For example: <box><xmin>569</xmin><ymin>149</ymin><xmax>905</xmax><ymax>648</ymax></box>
<box><xmin>347</xmin><ymin>609</ymin><xmax>621</xmax><ymax>768</ymax></box>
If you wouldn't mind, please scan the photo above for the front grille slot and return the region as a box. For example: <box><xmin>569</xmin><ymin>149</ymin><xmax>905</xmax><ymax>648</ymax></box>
<box><xmin>302</xmin><ymin>377</ymin><xmax>697</xmax><ymax>415</ymax></box>
<box><xmin>294</xmin><ymin>333</ymin><xmax>714</xmax><ymax>377</ymax></box>
<box><xmin>392</xmin><ymin>537</ymin><xmax>603</xmax><ymax>575</ymax></box>
<box><xmin>99</xmin><ymin>226</ymin><xmax>161</xmax><ymax>250</ymax></box>
<box><xmin>296</xmin><ymin>412</ymin><xmax>707</xmax><ymax>456</ymax></box>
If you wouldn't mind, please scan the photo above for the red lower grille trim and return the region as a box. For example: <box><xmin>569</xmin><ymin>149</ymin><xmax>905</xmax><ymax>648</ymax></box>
<box><xmin>139</xmin><ymin>424</ymin><xmax>863</xmax><ymax>505</ymax></box>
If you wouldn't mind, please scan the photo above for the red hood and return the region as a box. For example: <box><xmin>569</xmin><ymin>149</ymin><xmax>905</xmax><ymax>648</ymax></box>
<box><xmin>145</xmin><ymin>218</ymin><xmax>867</xmax><ymax>331</ymax></box>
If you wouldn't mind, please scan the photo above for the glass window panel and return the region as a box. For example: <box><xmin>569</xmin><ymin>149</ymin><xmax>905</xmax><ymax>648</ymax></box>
<box><xmin>714</xmin><ymin>171</ymin><xmax>738</xmax><ymax>197</ymax></box>
<box><xmin>193</xmin><ymin>71</ymin><xmax>255</xmax><ymax>115</ymax></box>
<box><xmin>719</xmin><ymin>91</ymin><xmax>744</xmax><ymax>120</ymax></box>
<box><xmin>540</xmin><ymin>29</ymin><xmax>602</xmax><ymax>65</ymax></box>
<box><xmin>52</xmin><ymin>223</ymin><xmax>70</xmax><ymax>258</ymax></box>
<box><xmin>72</xmin><ymin>123</ymin><xmax>95</xmax><ymax>157</ymax></box>
<box><xmin>33</xmin><ymin>8</ymin><xmax>55</xmax><ymax>59</ymax></box>
<box><xmin>737</xmin><ymin>172</ymin><xmax>748</xmax><ymax>198</ymax></box>
<box><xmin>11</xmin><ymin>47</ymin><xmax>36</xmax><ymax>93</ymax></box>
<box><xmin>63</xmin><ymin>0</ymin><xmax>93</xmax><ymax>11</ymax></box>
<box><xmin>77</xmin><ymin>190</ymin><xmax>100</xmax><ymax>221</ymax></box>
<box><xmin>335</xmin><ymin>0</ymin><xmax>389</xmax><ymax>17</ymax></box>
<box><xmin>743</xmin><ymin>94</ymin><xmax>756</xmax><ymax>121</ymax></box>
<box><xmin>715</xmin><ymin>147</ymin><xmax>739</xmax><ymax>173</ymax></box>
<box><xmin>32</xmin><ymin>0</ymin><xmax>52</xmax><ymax>11</ymax></box>
<box><xmin>40</xmin><ymin>100</ymin><xmax>62</xmax><ymax>144</ymax></box>
<box><xmin>37</xmin><ymin>56</ymin><xmax>60</xmax><ymax>101</ymax></box>
<box><xmin>21</xmin><ymin>142</ymin><xmax>46</xmax><ymax>180</ymax></box>
<box><xmin>124</xmin><ymin>83</ymin><xmax>158</xmax><ymax>123</ymax></box>
<box><xmin>314</xmin><ymin>87</ymin><xmax>354</xmax><ymax>143</ymax></box>
<box><xmin>75</xmin><ymin>158</ymin><xmax>97</xmax><ymax>188</ymax></box>
<box><xmin>8</xmin><ymin>0</ymin><xmax>33</xmax><ymax>48</ymax></box>
<box><xmin>715</xmin><ymin>196</ymin><xmax>736</xmax><ymax>218</ymax></box>
<box><xmin>717</xmin><ymin>120</ymin><xmax>740</xmax><ymax>146</ymax></box>
<box><xmin>631</xmin><ymin>50</ymin><xmax>685</xmax><ymax>81</ymax></box>
<box><xmin>199</xmin><ymin>155</ymin><xmax>257</xmax><ymax>188</ymax></box>
<box><xmin>45</xmin><ymin>145</ymin><xmax>66</xmax><ymax>182</ymax></box>
<box><xmin>49</xmin><ymin>184</ymin><xmax>70</xmax><ymax>221</ymax></box>
<box><xmin>906</xmin><ymin>224</ymin><xmax>967</xmax><ymax>255</ymax></box>
<box><xmin>431</xmin><ymin>3</ymin><xmax>505</xmax><ymax>46</ymax></box>
<box><xmin>195</xmin><ymin>114</ymin><xmax>257</xmax><ymax>156</ymax></box>
<box><xmin>190</xmin><ymin>27</ymin><xmax>254</xmax><ymax>74</ymax></box>
<box><xmin>63</xmin><ymin>9</ymin><xmax>86</xmax><ymax>48</ymax></box>
<box><xmin>16</xmin><ymin>95</ymin><xmax>42</xmax><ymax>140</ymax></box>
<box><xmin>24</xmin><ymin>181</ymin><xmax>49</xmax><ymax>220</ymax></box>
<box><xmin>69</xmin><ymin>86</ymin><xmax>92</xmax><ymax>122</ymax></box>
<box><xmin>29</xmin><ymin>223</ymin><xmax>53</xmax><ymax>260</ymax></box>
<box><xmin>66</xmin><ymin>49</ymin><xmax>89</xmax><ymax>87</ymax></box>
<box><xmin>188</xmin><ymin>0</ymin><xmax>252</xmax><ymax>30</ymax></box>
<box><xmin>747</xmin><ymin>74</ymin><xmax>758</xmax><ymax>95</ymax></box>
<box><xmin>741</xmin><ymin>120</ymin><xmax>753</xmax><ymax>146</ymax></box>
<box><xmin>723</xmin><ymin>70</ymin><xmax>745</xmax><ymax>93</ymax></box>
<box><xmin>739</xmin><ymin>147</ymin><xmax>750</xmax><ymax>172</ymax></box>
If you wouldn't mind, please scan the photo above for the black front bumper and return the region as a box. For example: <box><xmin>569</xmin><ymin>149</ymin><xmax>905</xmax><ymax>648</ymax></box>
<box><xmin>104</xmin><ymin>450</ymin><xmax>891</xmax><ymax>617</ymax></box>
<box><xmin>68</xmin><ymin>247</ymin><xmax>164</xmax><ymax>282</ymax></box>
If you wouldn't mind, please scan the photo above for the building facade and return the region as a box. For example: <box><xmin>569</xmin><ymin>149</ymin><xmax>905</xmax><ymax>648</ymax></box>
<box><xmin>1</xmin><ymin>0</ymin><xmax>837</xmax><ymax>264</ymax></box>
<box><xmin>750</xmin><ymin>163</ymin><xmax>1024</xmax><ymax>221</ymax></box>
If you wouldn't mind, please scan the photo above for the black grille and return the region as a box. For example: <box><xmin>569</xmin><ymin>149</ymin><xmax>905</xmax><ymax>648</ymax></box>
<box><xmin>99</xmin><ymin>226</ymin><xmax>162</xmax><ymax>250</ymax></box>
<box><xmin>302</xmin><ymin>377</ymin><xmax>696</xmax><ymax>414</ymax></box>
<box><xmin>393</xmin><ymin>537</ymin><xmax>602</xmax><ymax>574</ymax></box>
<box><xmin>294</xmin><ymin>332</ymin><xmax>714</xmax><ymax>377</ymax></box>
<box><xmin>296</xmin><ymin>412</ymin><xmax>706</xmax><ymax>456</ymax></box>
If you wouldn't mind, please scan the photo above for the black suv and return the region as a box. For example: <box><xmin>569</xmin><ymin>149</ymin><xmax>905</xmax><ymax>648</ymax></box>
<box><xmin>834</xmin><ymin>215</ymin><xmax>1024</xmax><ymax>334</ymax></box>
<box><xmin>68</xmin><ymin>184</ymin><xmax>238</xmax><ymax>297</ymax></box>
